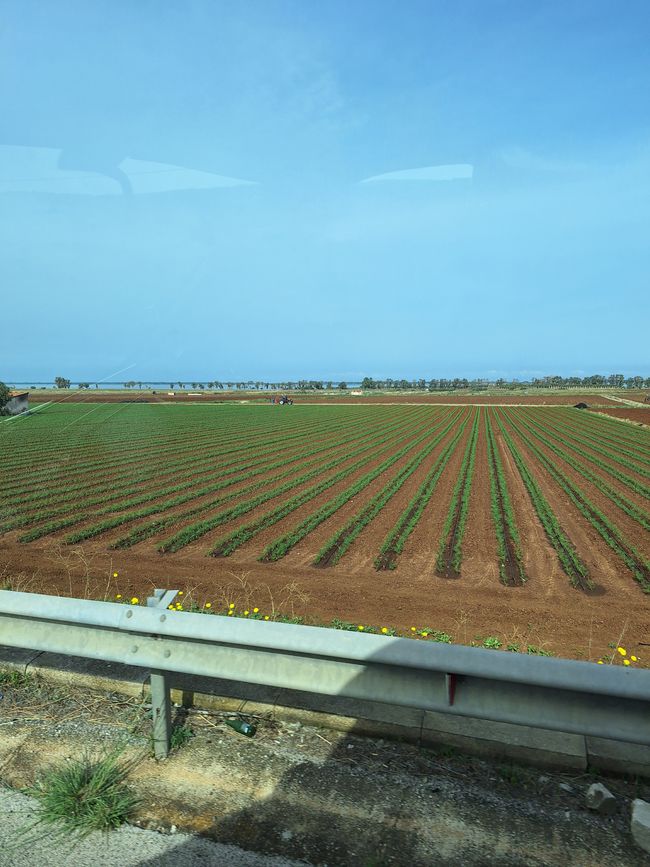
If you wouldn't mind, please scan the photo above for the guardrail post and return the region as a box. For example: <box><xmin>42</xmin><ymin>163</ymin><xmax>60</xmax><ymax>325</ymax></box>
<box><xmin>150</xmin><ymin>669</ymin><xmax>172</xmax><ymax>759</ymax></box>
<box><xmin>147</xmin><ymin>588</ymin><xmax>179</xmax><ymax>759</ymax></box>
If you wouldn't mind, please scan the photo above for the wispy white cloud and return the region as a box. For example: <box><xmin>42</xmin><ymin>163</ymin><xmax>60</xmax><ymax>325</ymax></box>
<box><xmin>360</xmin><ymin>164</ymin><xmax>473</xmax><ymax>183</ymax></box>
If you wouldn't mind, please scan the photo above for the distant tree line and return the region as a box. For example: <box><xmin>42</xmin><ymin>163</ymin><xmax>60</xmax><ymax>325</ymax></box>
<box><xmin>0</xmin><ymin>381</ymin><xmax>11</xmax><ymax>414</ymax></box>
<box><xmin>359</xmin><ymin>374</ymin><xmax>650</xmax><ymax>391</ymax></box>
<box><xmin>167</xmin><ymin>380</ymin><xmax>344</xmax><ymax>391</ymax></box>
<box><xmin>20</xmin><ymin>374</ymin><xmax>650</xmax><ymax>393</ymax></box>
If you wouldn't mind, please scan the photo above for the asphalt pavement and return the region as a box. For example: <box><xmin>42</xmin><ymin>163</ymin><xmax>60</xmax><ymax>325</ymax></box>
<box><xmin>0</xmin><ymin>789</ymin><xmax>309</xmax><ymax>867</ymax></box>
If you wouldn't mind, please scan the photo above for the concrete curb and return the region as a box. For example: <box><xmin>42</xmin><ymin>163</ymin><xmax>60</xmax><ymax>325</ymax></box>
<box><xmin>2</xmin><ymin>646</ymin><xmax>649</xmax><ymax>777</ymax></box>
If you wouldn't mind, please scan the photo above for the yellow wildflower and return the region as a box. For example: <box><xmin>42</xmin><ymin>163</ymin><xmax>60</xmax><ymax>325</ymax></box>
<box><xmin>253</xmin><ymin>607</ymin><xmax>259</xmax><ymax>614</ymax></box>
<box><xmin>178</xmin><ymin>591</ymin><xmax>184</xmax><ymax>596</ymax></box>
<box><xmin>227</xmin><ymin>610</ymin><xmax>233</xmax><ymax>616</ymax></box>
<box><xmin>421</xmin><ymin>632</ymin><xmax>429</xmax><ymax>637</ymax></box>
<box><xmin>358</xmin><ymin>625</ymin><xmax>364</xmax><ymax>631</ymax></box>
<box><xmin>623</xmin><ymin>659</ymin><xmax>631</xmax><ymax>666</ymax></box>
<box><xmin>617</xmin><ymin>647</ymin><xmax>627</xmax><ymax>656</ymax></box>
<box><xmin>381</xmin><ymin>627</ymin><xmax>388</xmax><ymax>634</ymax></box>
<box><xmin>130</xmin><ymin>597</ymin><xmax>139</xmax><ymax>605</ymax></box>
<box><xmin>264</xmin><ymin>615</ymin><xmax>270</xmax><ymax>621</ymax></box>
<box><xmin>631</xmin><ymin>655</ymin><xmax>638</xmax><ymax>662</ymax></box>
<box><xmin>244</xmin><ymin>610</ymin><xmax>249</xmax><ymax>616</ymax></box>
<box><xmin>115</xmin><ymin>594</ymin><xmax>122</xmax><ymax>600</ymax></box>
<box><xmin>228</xmin><ymin>603</ymin><xmax>235</xmax><ymax>609</ymax></box>
<box><xmin>410</xmin><ymin>627</ymin><xmax>416</xmax><ymax>632</ymax></box>
<box><xmin>597</xmin><ymin>660</ymin><xmax>604</xmax><ymax>664</ymax></box>
<box><xmin>112</xmin><ymin>572</ymin><xmax>118</xmax><ymax>578</ymax></box>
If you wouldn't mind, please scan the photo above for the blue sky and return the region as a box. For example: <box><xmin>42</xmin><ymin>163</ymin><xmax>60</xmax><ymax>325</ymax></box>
<box><xmin>1</xmin><ymin>0</ymin><xmax>648</xmax><ymax>381</ymax></box>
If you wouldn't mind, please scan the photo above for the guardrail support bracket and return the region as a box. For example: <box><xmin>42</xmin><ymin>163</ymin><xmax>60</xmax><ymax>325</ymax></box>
<box><xmin>446</xmin><ymin>673</ymin><xmax>457</xmax><ymax>706</ymax></box>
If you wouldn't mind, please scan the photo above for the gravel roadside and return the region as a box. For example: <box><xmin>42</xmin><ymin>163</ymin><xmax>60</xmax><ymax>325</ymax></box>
<box><xmin>0</xmin><ymin>789</ymin><xmax>310</xmax><ymax>867</ymax></box>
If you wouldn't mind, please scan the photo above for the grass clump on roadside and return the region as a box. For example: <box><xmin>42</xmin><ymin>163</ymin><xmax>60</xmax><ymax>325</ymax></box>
<box><xmin>170</xmin><ymin>723</ymin><xmax>194</xmax><ymax>751</ymax></box>
<box><xmin>25</xmin><ymin>748</ymin><xmax>139</xmax><ymax>838</ymax></box>
<box><xmin>0</xmin><ymin>669</ymin><xmax>33</xmax><ymax>688</ymax></box>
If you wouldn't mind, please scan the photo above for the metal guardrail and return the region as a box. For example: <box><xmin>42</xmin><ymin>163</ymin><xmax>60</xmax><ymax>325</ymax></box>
<box><xmin>1</xmin><ymin>588</ymin><xmax>649</xmax><ymax>758</ymax></box>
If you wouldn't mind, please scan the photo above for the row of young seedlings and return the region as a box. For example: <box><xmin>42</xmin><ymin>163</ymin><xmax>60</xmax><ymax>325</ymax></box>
<box><xmin>0</xmin><ymin>406</ymin><xmax>264</xmax><ymax>487</ymax></box>
<box><xmin>373</xmin><ymin>417</ymin><xmax>469</xmax><ymax>570</ymax></box>
<box><xmin>313</xmin><ymin>410</ymin><xmax>466</xmax><ymax>568</ymax></box>
<box><xmin>524</xmin><ymin>412</ymin><xmax>650</xmax><ymax>500</ymax></box>
<box><xmin>213</xmin><ymin>411</ymin><xmax>460</xmax><ymax>562</ymax></box>
<box><xmin>484</xmin><ymin>411</ymin><xmax>526</xmax><ymax>585</ymax></box>
<box><xmin>2</xmin><ymin>406</ymin><xmax>371</xmax><ymax>507</ymax></box>
<box><xmin>432</xmin><ymin>409</ymin><xmax>480</xmax><ymax>577</ymax></box>
<box><xmin>7</xmin><ymin>403</ymin><xmax>383</xmax><ymax>502</ymax></box>
<box><xmin>492</xmin><ymin>411</ymin><xmax>591</xmax><ymax>590</ymax></box>
<box><xmin>65</xmin><ymin>409</ymin><xmax>434</xmax><ymax>549</ymax></box>
<box><xmin>18</xmin><ymin>416</ymin><xmax>383</xmax><ymax>544</ymax></box>
<box><xmin>533</xmin><ymin>411</ymin><xmax>650</xmax><ymax>482</ymax></box>
<box><xmin>161</xmin><ymin>410</ymin><xmax>445</xmax><ymax>555</ymax></box>
<box><xmin>502</xmin><ymin>409</ymin><xmax>650</xmax><ymax>592</ymax></box>
<box><xmin>558</xmin><ymin>408</ymin><xmax>650</xmax><ymax>457</ymax></box>
<box><xmin>8</xmin><ymin>407</ymin><xmax>391</xmax><ymax>536</ymax></box>
<box><xmin>111</xmin><ymin>411</ymin><xmax>432</xmax><ymax>550</ymax></box>
<box><xmin>542</xmin><ymin>413</ymin><xmax>650</xmax><ymax>478</ymax></box>
<box><xmin>515</xmin><ymin>413</ymin><xmax>650</xmax><ymax>532</ymax></box>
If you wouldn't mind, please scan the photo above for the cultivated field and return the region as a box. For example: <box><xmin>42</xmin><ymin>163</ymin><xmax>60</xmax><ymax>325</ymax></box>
<box><xmin>1</xmin><ymin>403</ymin><xmax>648</xmax><ymax>659</ymax></box>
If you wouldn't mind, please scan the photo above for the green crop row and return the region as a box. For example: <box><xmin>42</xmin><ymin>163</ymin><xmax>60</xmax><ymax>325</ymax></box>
<box><xmin>535</xmin><ymin>412</ymin><xmax>650</xmax><ymax>478</ymax></box>
<box><xmin>3</xmin><ymin>405</ymin><xmax>379</xmax><ymax>509</ymax></box>
<box><xmin>115</xmin><ymin>409</ymin><xmax>434</xmax><ymax>551</ymax></box>
<box><xmin>514</xmin><ymin>413</ymin><xmax>649</xmax><ymax>531</ymax></box>
<box><xmin>434</xmin><ymin>409</ymin><xmax>479</xmax><ymax>576</ymax></box>
<box><xmin>160</xmin><ymin>410</ymin><xmax>445</xmax><ymax>555</ymax></box>
<box><xmin>59</xmin><ymin>409</ymin><xmax>433</xmax><ymax>548</ymax></box>
<box><xmin>523</xmin><ymin>411</ymin><xmax>650</xmax><ymax>493</ymax></box>
<box><xmin>556</xmin><ymin>409</ymin><xmax>650</xmax><ymax>456</ymax></box>
<box><xmin>19</xmin><ymin>427</ymin><xmax>367</xmax><ymax>544</ymax></box>
<box><xmin>503</xmin><ymin>410</ymin><xmax>650</xmax><ymax>592</ymax></box>
<box><xmin>6</xmin><ymin>405</ymin><xmax>401</xmax><ymax>534</ymax></box>
<box><xmin>522</xmin><ymin>411</ymin><xmax>650</xmax><ymax>500</ymax></box>
<box><xmin>314</xmin><ymin>411</ymin><xmax>465</xmax><ymax>568</ymax></box>
<box><xmin>374</xmin><ymin>417</ymin><xmax>468</xmax><ymax>570</ymax></box>
<box><xmin>484</xmin><ymin>411</ymin><xmax>526</xmax><ymax>585</ymax></box>
<box><xmin>0</xmin><ymin>407</ymin><xmax>276</xmax><ymax>492</ymax></box>
<box><xmin>259</xmin><ymin>412</ymin><xmax>460</xmax><ymax>563</ymax></box>
<box><xmin>493</xmin><ymin>411</ymin><xmax>591</xmax><ymax>590</ymax></box>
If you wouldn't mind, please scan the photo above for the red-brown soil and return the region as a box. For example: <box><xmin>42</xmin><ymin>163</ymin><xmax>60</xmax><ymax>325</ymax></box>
<box><xmin>2</xmin><ymin>535</ymin><xmax>647</xmax><ymax>665</ymax></box>
<box><xmin>2</xmin><ymin>405</ymin><xmax>648</xmax><ymax>664</ymax></box>
<box><xmin>590</xmin><ymin>408</ymin><xmax>650</xmax><ymax>426</ymax></box>
<box><xmin>31</xmin><ymin>390</ymin><xmax>624</xmax><ymax>406</ymax></box>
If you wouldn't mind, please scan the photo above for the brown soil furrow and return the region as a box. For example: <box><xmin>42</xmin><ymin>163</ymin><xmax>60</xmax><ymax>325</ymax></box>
<box><xmin>498</xmin><ymin>414</ymin><xmax>644</xmax><ymax>598</ymax></box>
<box><xmin>518</xmin><ymin>415</ymin><xmax>650</xmax><ymax>517</ymax></box>
<box><xmin>388</xmin><ymin>411</ymin><xmax>474</xmax><ymax>579</ymax></box>
<box><xmin>590</xmin><ymin>408</ymin><xmax>650</xmax><ymax>426</ymax></box>
<box><xmin>494</xmin><ymin>428</ymin><xmax>564</xmax><ymax>598</ymax></box>
<box><xmin>506</xmin><ymin>414</ymin><xmax>649</xmax><ymax>561</ymax></box>
<box><xmin>310</xmin><ymin>409</ymin><xmax>472</xmax><ymax>573</ymax></box>
<box><xmin>26</xmin><ymin>417</ymin><xmax>403</xmax><ymax>545</ymax></box>
<box><xmin>241</xmin><ymin>411</ymin><xmax>462</xmax><ymax>569</ymax></box>
<box><xmin>455</xmin><ymin>411</ymin><xmax>500</xmax><ymax>587</ymax></box>
<box><xmin>163</xmin><ymin>410</ymin><xmax>446</xmax><ymax>560</ymax></box>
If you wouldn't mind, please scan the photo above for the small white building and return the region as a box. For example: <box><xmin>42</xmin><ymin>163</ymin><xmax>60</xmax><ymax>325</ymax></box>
<box><xmin>4</xmin><ymin>391</ymin><xmax>29</xmax><ymax>415</ymax></box>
